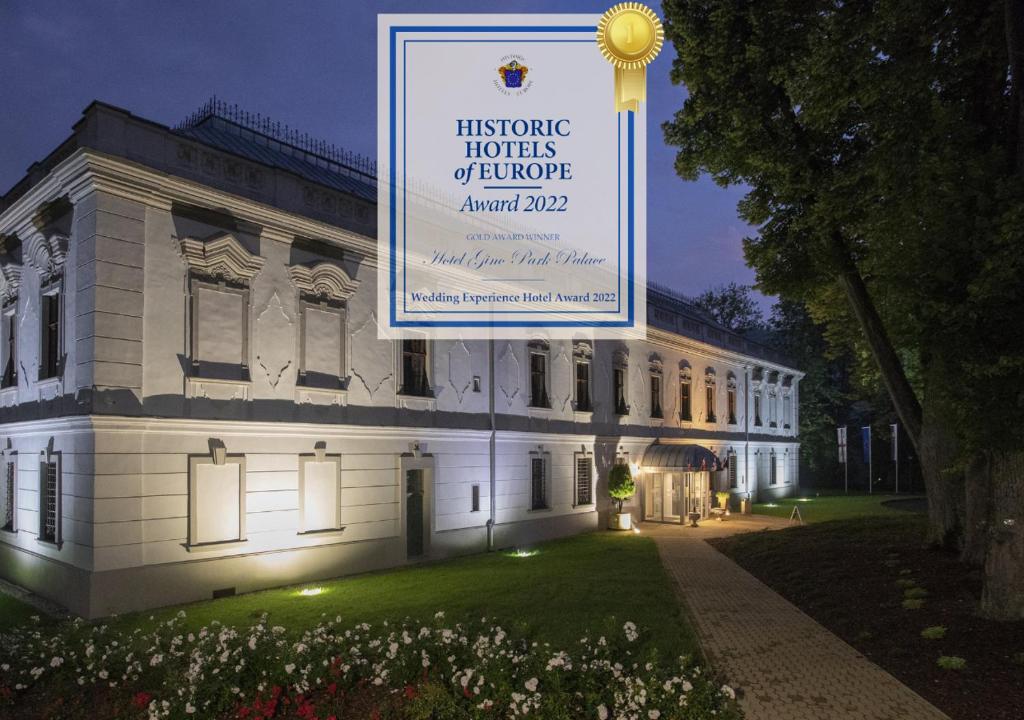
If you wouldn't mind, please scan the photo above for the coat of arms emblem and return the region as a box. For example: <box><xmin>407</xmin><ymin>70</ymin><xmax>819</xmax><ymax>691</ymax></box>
<box><xmin>498</xmin><ymin>60</ymin><xmax>529</xmax><ymax>89</ymax></box>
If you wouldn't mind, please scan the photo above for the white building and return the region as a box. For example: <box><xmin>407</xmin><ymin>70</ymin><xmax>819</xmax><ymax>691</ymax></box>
<box><xmin>0</xmin><ymin>101</ymin><xmax>802</xmax><ymax>618</ymax></box>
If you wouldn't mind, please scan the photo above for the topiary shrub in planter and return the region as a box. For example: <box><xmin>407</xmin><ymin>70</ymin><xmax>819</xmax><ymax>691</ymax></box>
<box><xmin>608</xmin><ymin>463</ymin><xmax>635</xmax><ymax>530</ymax></box>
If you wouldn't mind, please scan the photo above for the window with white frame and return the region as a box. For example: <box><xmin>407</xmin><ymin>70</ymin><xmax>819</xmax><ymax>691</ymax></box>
<box><xmin>612</xmin><ymin>350</ymin><xmax>629</xmax><ymax>415</ymax></box>
<box><xmin>753</xmin><ymin>390</ymin><xmax>763</xmax><ymax>426</ymax></box>
<box><xmin>1</xmin><ymin>303</ymin><xmax>16</xmax><ymax>389</ymax></box>
<box><xmin>573</xmin><ymin>342</ymin><xmax>592</xmax><ymax>412</ymax></box>
<box><xmin>679</xmin><ymin>365</ymin><xmax>692</xmax><ymax>421</ymax></box>
<box><xmin>399</xmin><ymin>338</ymin><xmax>432</xmax><ymax>397</ymax></box>
<box><xmin>2</xmin><ymin>456</ymin><xmax>15</xmax><ymax>532</ymax></box>
<box><xmin>769</xmin><ymin>450</ymin><xmax>778</xmax><ymax>485</ymax></box>
<box><xmin>188</xmin><ymin>452</ymin><xmax>246</xmax><ymax>547</ymax></box>
<box><xmin>38</xmin><ymin>453</ymin><xmax>60</xmax><ymax>545</ymax></box>
<box><xmin>180</xmin><ymin>233</ymin><xmax>265</xmax><ymax>382</ymax></box>
<box><xmin>768</xmin><ymin>387</ymin><xmax>778</xmax><ymax>428</ymax></box>
<box><xmin>39</xmin><ymin>280</ymin><xmax>62</xmax><ymax>380</ymax></box>
<box><xmin>727</xmin><ymin>374</ymin><xmax>738</xmax><ymax>425</ymax></box>
<box><xmin>649</xmin><ymin>355</ymin><xmax>663</xmax><ymax>419</ymax></box>
<box><xmin>299</xmin><ymin>452</ymin><xmax>341</xmax><ymax>533</ymax></box>
<box><xmin>530</xmin><ymin>453</ymin><xmax>548</xmax><ymax>510</ymax></box>
<box><xmin>289</xmin><ymin>262</ymin><xmax>358</xmax><ymax>390</ymax></box>
<box><xmin>704</xmin><ymin>369</ymin><xmax>717</xmax><ymax>423</ymax></box>
<box><xmin>528</xmin><ymin>340</ymin><xmax>550</xmax><ymax>408</ymax></box>
<box><xmin>574</xmin><ymin>454</ymin><xmax>593</xmax><ymax>506</ymax></box>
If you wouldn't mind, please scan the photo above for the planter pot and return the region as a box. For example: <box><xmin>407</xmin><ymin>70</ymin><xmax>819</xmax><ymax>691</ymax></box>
<box><xmin>608</xmin><ymin>512</ymin><xmax>632</xmax><ymax>531</ymax></box>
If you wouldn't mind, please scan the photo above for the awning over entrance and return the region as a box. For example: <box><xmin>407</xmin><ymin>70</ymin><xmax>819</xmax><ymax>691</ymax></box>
<box><xmin>641</xmin><ymin>443</ymin><xmax>721</xmax><ymax>471</ymax></box>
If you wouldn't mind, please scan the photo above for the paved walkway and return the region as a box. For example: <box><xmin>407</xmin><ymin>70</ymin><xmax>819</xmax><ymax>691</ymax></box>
<box><xmin>645</xmin><ymin>517</ymin><xmax>949</xmax><ymax>720</ymax></box>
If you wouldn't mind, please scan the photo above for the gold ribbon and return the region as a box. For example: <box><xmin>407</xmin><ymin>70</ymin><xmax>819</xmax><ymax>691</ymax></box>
<box><xmin>596</xmin><ymin>3</ymin><xmax>664</xmax><ymax>113</ymax></box>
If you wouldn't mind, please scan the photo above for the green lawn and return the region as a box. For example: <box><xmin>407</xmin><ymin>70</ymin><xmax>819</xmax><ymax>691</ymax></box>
<box><xmin>0</xmin><ymin>593</ymin><xmax>40</xmax><ymax>633</ymax></box>
<box><xmin>116</xmin><ymin>532</ymin><xmax>698</xmax><ymax>660</ymax></box>
<box><xmin>754</xmin><ymin>492</ymin><xmax>923</xmax><ymax>523</ymax></box>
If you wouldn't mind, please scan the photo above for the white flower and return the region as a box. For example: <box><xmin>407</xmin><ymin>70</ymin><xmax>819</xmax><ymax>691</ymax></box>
<box><xmin>682</xmin><ymin>680</ymin><xmax>693</xmax><ymax>692</ymax></box>
<box><xmin>185</xmin><ymin>702</ymin><xmax>196</xmax><ymax>714</ymax></box>
<box><xmin>284</xmin><ymin>664</ymin><xmax>296</xmax><ymax>675</ymax></box>
<box><xmin>524</xmin><ymin>677</ymin><xmax>538</xmax><ymax>692</ymax></box>
<box><xmin>597</xmin><ymin>705</ymin><xmax>609</xmax><ymax>720</ymax></box>
<box><xmin>649</xmin><ymin>711</ymin><xmax>661</xmax><ymax>719</ymax></box>
<box><xmin>248</xmin><ymin>636</ymin><xmax>257</xmax><ymax>651</ymax></box>
<box><xmin>721</xmin><ymin>684</ymin><xmax>736</xmax><ymax>700</ymax></box>
<box><xmin>49</xmin><ymin>657</ymin><xmax>63</xmax><ymax>668</ymax></box>
<box><xmin>98</xmin><ymin>670</ymin><xmax>109</xmax><ymax>680</ymax></box>
<box><xmin>623</xmin><ymin>621</ymin><xmax>639</xmax><ymax>642</ymax></box>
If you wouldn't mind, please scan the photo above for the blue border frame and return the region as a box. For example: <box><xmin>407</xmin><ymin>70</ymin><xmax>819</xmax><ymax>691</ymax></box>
<box><xmin>388</xmin><ymin>25</ymin><xmax>635</xmax><ymax>328</ymax></box>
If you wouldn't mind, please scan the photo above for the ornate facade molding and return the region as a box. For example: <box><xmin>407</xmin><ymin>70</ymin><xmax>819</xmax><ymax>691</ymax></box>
<box><xmin>288</xmin><ymin>262</ymin><xmax>359</xmax><ymax>303</ymax></box>
<box><xmin>25</xmin><ymin>231</ymin><xmax>68</xmax><ymax>282</ymax></box>
<box><xmin>180</xmin><ymin>232</ymin><xmax>265</xmax><ymax>284</ymax></box>
<box><xmin>0</xmin><ymin>235</ymin><xmax>22</xmax><ymax>304</ymax></box>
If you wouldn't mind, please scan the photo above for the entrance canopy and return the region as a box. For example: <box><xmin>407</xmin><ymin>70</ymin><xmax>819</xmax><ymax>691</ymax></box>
<box><xmin>641</xmin><ymin>443</ymin><xmax>721</xmax><ymax>471</ymax></box>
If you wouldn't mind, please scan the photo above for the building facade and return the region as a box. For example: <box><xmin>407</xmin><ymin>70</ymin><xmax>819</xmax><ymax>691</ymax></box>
<box><xmin>0</xmin><ymin>102</ymin><xmax>802</xmax><ymax>618</ymax></box>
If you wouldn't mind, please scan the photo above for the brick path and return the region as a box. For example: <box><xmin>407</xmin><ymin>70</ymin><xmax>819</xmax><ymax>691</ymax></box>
<box><xmin>646</xmin><ymin>519</ymin><xmax>949</xmax><ymax>720</ymax></box>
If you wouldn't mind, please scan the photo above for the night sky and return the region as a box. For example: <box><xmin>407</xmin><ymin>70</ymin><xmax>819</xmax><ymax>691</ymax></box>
<box><xmin>0</xmin><ymin>0</ymin><xmax>760</xmax><ymax>303</ymax></box>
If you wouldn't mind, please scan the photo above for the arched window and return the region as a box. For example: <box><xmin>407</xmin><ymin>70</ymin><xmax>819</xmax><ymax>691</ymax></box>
<box><xmin>679</xmin><ymin>363</ymin><xmax>692</xmax><ymax>421</ymax></box>
<box><xmin>704</xmin><ymin>368</ymin><xmax>717</xmax><ymax>423</ymax></box>
<box><xmin>727</xmin><ymin>373</ymin><xmax>738</xmax><ymax>425</ymax></box>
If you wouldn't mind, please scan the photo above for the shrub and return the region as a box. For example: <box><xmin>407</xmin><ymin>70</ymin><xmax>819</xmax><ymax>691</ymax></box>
<box><xmin>607</xmin><ymin>464</ymin><xmax>635</xmax><ymax>513</ymax></box>
<box><xmin>0</xmin><ymin>612</ymin><xmax>741</xmax><ymax>720</ymax></box>
<box><xmin>895</xmin><ymin>579</ymin><xmax>917</xmax><ymax>589</ymax></box>
<box><xmin>920</xmin><ymin>626</ymin><xmax>947</xmax><ymax>640</ymax></box>
<box><xmin>902</xmin><ymin>599</ymin><xmax>925</xmax><ymax>610</ymax></box>
<box><xmin>937</xmin><ymin>656</ymin><xmax>967</xmax><ymax>670</ymax></box>
<box><xmin>903</xmin><ymin>587</ymin><xmax>929</xmax><ymax>600</ymax></box>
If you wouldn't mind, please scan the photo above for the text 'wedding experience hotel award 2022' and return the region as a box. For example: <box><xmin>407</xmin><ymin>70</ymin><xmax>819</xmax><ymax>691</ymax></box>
<box><xmin>377</xmin><ymin>5</ymin><xmax>662</xmax><ymax>339</ymax></box>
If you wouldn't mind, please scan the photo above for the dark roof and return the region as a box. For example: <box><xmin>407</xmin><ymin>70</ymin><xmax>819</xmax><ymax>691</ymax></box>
<box><xmin>646</xmin><ymin>283</ymin><xmax>793</xmax><ymax>368</ymax></box>
<box><xmin>173</xmin><ymin>100</ymin><xmax>376</xmax><ymax>203</ymax></box>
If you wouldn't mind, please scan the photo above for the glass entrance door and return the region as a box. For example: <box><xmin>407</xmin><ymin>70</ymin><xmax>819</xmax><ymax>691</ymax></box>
<box><xmin>644</xmin><ymin>474</ymin><xmax>663</xmax><ymax>521</ymax></box>
<box><xmin>664</xmin><ymin>473</ymin><xmax>681</xmax><ymax>522</ymax></box>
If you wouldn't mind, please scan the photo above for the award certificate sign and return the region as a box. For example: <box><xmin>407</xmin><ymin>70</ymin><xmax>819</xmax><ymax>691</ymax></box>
<box><xmin>378</xmin><ymin>12</ymin><xmax>652</xmax><ymax>339</ymax></box>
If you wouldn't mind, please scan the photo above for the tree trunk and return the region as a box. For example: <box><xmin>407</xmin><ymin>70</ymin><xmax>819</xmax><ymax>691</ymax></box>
<box><xmin>980</xmin><ymin>448</ymin><xmax>1024</xmax><ymax>620</ymax></box>
<box><xmin>962</xmin><ymin>453</ymin><xmax>992</xmax><ymax>567</ymax></box>
<box><xmin>917</xmin><ymin>380</ymin><xmax>965</xmax><ymax>551</ymax></box>
<box><xmin>828</xmin><ymin>232</ymin><xmax>923</xmax><ymax>450</ymax></box>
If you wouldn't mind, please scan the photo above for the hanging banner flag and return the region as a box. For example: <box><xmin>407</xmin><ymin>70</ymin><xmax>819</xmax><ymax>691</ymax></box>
<box><xmin>862</xmin><ymin>426</ymin><xmax>872</xmax><ymax>464</ymax></box>
<box><xmin>837</xmin><ymin>426</ymin><xmax>847</xmax><ymax>463</ymax></box>
<box><xmin>890</xmin><ymin>423</ymin><xmax>898</xmax><ymax>462</ymax></box>
<box><xmin>377</xmin><ymin>9</ymin><xmax>658</xmax><ymax>339</ymax></box>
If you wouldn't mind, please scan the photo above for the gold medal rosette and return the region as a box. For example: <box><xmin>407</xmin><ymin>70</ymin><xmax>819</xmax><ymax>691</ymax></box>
<box><xmin>596</xmin><ymin>2</ymin><xmax>665</xmax><ymax>112</ymax></box>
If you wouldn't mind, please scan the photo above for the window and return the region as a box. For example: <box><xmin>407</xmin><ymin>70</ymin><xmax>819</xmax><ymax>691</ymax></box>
<box><xmin>299</xmin><ymin>453</ymin><xmax>341</xmax><ymax>533</ymax></box>
<box><xmin>298</xmin><ymin>300</ymin><xmax>347</xmax><ymax>389</ymax></box>
<box><xmin>783</xmin><ymin>389</ymin><xmax>792</xmax><ymax>429</ymax></box>
<box><xmin>727</xmin><ymin>376</ymin><xmax>737</xmax><ymax>425</ymax></box>
<box><xmin>2</xmin><ymin>459</ymin><xmax>15</xmax><ymax>532</ymax></box>
<box><xmin>1</xmin><ymin>306</ymin><xmax>16</xmax><ymax>389</ymax></box>
<box><xmin>705</xmin><ymin>372</ymin><xmax>717</xmax><ymax>423</ymax></box>
<box><xmin>613</xmin><ymin>367</ymin><xmax>627</xmax><ymax>414</ymax></box>
<box><xmin>529</xmin><ymin>342</ymin><xmax>550</xmax><ymax>408</ymax></box>
<box><xmin>530</xmin><ymin>455</ymin><xmax>548</xmax><ymax>510</ymax></box>
<box><xmin>39</xmin><ymin>285</ymin><xmax>61</xmax><ymax>380</ymax></box>
<box><xmin>769</xmin><ymin>451</ymin><xmax>778</xmax><ymax>485</ymax></box>
<box><xmin>38</xmin><ymin>455</ymin><xmax>60</xmax><ymax>545</ymax></box>
<box><xmin>188</xmin><ymin>453</ymin><xmax>246</xmax><ymax>547</ymax></box>
<box><xmin>472</xmin><ymin>484</ymin><xmax>481</xmax><ymax>512</ymax></box>
<box><xmin>574</xmin><ymin>455</ymin><xmax>593</xmax><ymax>506</ymax></box>
<box><xmin>754</xmin><ymin>392</ymin><xmax>763</xmax><ymax>426</ymax></box>
<box><xmin>728</xmin><ymin>451</ymin><xmax>738</xmax><ymax>489</ymax></box>
<box><xmin>400</xmin><ymin>339</ymin><xmax>431</xmax><ymax>396</ymax></box>
<box><xmin>679</xmin><ymin>368</ymin><xmax>692</xmax><ymax>421</ymax></box>
<box><xmin>575</xmin><ymin>361</ymin><xmax>591</xmax><ymax>411</ymax></box>
<box><xmin>574</xmin><ymin>343</ymin><xmax>592</xmax><ymax>412</ymax></box>
<box><xmin>650</xmin><ymin>374</ymin><xmax>663</xmax><ymax>418</ymax></box>
<box><xmin>768</xmin><ymin>388</ymin><xmax>778</xmax><ymax>428</ymax></box>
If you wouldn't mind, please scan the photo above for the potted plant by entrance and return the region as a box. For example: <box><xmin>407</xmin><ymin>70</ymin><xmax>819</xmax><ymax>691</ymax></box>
<box><xmin>607</xmin><ymin>463</ymin><xmax>635</xmax><ymax>530</ymax></box>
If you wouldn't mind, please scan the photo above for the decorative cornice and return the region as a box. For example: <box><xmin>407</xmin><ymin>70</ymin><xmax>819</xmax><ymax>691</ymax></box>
<box><xmin>25</xmin><ymin>231</ymin><xmax>68</xmax><ymax>281</ymax></box>
<box><xmin>180</xmin><ymin>232</ymin><xmax>265</xmax><ymax>284</ymax></box>
<box><xmin>288</xmin><ymin>262</ymin><xmax>359</xmax><ymax>303</ymax></box>
<box><xmin>0</xmin><ymin>235</ymin><xmax>22</xmax><ymax>303</ymax></box>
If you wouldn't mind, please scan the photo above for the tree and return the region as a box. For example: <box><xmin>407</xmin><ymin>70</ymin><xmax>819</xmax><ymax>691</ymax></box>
<box><xmin>663</xmin><ymin>0</ymin><xmax>1024</xmax><ymax>618</ymax></box>
<box><xmin>607</xmin><ymin>464</ymin><xmax>636</xmax><ymax>514</ymax></box>
<box><xmin>692</xmin><ymin>282</ymin><xmax>764</xmax><ymax>333</ymax></box>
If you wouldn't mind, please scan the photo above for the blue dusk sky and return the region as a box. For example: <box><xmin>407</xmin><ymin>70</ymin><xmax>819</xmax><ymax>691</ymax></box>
<box><xmin>0</xmin><ymin>0</ymin><xmax>760</xmax><ymax>303</ymax></box>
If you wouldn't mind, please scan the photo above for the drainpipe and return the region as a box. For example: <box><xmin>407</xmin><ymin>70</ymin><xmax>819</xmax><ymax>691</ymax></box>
<box><xmin>744</xmin><ymin>365</ymin><xmax>750</xmax><ymax>506</ymax></box>
<box><xmin>487</xmin><ymin>336</ymin><xmax>496</xmax><ymax>551</ymax></box>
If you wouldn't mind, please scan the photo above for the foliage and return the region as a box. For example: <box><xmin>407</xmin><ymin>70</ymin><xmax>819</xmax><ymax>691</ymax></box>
<box><xmin>0</xmin><ymin>595</ymin><xmax>42</xmax><ymax>634</ymax></box>
<box><xmin>903</xmin><ymin>599</ymin><xmax>925</xmax><ymax>610</ymax></box>
<box><xmin>661</xmin><ymin>0</ymin><xmax>1024</xmax><ymax>456</ymax></box>
<box><xmin>936</xmin><ymin>656</ymin><xmax>967</xmax><ymax>671</ymax></box>
<box><xmin>920</xmin><ymin>626</ymin><xmax>947</xmax><ymax>640</ymax></box>
<box><xmin>0</xmin><ymin>613</ymin><xmax>741</xmax><ymax>720</ymax></box>
<box><xmin>607</xmin><ymin>464</ymin><xmax>636</xmax><ymax>513</ymax></box>
<box><xmin>692</xmin><ymin>282</ymin><xmax>764</xmax><ymax>333</ymax></box>
<box><xmin>904</xmin><ymin>587</ymin><xmax>929</xmax><ymax>600</ymax></box>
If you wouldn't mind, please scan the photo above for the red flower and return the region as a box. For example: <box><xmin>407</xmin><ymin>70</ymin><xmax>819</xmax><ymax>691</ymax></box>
<box><xmin>404</xmin><ymin>685</ymin><xmax>417</xmax><ymax>699</ymax></box>
<box><xmin>463</xmin><ymin>686</ymin><xmax>472</xmax><ymax>698</ymax></box>
<box><xmin>132</xmin><ymin>692</ymin><xmax>153</xmax><ymax>709</ymax></box>
<box><xmin>327</xmin><ymin>682</ymin><xmax>338</xmax><ymax>696</ymax></box>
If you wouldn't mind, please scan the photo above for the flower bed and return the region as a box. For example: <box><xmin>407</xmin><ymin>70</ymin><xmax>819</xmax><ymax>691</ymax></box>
<box><xmin>0</xmin><ymin>612</ymin><xmax>740</xmax><ymax>719</ymax></box>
